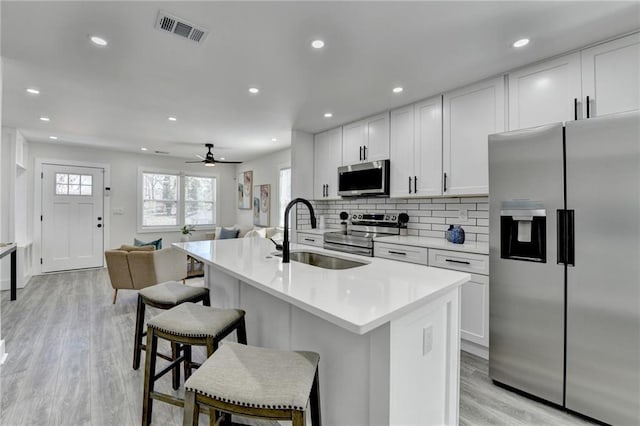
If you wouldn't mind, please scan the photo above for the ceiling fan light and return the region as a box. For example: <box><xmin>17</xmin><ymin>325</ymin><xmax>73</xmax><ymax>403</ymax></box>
<box><xmin>204</xmin><ymin>162</ymin><xmax>215</xmax><ymax>167</ymax></box>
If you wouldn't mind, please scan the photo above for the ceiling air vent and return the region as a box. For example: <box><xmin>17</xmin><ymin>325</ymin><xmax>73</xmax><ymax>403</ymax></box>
<box><xmin>155</xmin><ymin>10</ymin><xmax>209</xmax><ymax>44</ymax></box>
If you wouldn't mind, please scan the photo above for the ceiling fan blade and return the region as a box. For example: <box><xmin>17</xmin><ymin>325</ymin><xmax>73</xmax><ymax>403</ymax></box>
<box><xmin>185</xmin><ymin>160</ymin><xmax>204</xmax><ymax>163</ymax></box>
<box><xmin>214</xmin><ymin>160</ymin><xmax>243</xmax><ymax>164</ymax></box>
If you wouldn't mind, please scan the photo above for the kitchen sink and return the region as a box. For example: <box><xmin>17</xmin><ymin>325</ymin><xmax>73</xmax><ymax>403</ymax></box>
<box><xmin>274</xmin><ymin>250</ymin><xmax>367</xmax><ymax>270</ymax></box>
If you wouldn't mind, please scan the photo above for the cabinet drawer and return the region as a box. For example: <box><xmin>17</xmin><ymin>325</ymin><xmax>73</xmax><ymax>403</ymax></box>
<box><xmin>297</xmin><ymin>233</ymin><xmax>324</xmax><ymax>247</ymax></box>
<box><xmin>374</xmin><ymin>242</ymin><xmax>429</xmax><ymax>266</ymax></box>
<box><xmin>428</xmin><ymin>249</ymin><xmax>489</xmax><ymax>275</ymax></box>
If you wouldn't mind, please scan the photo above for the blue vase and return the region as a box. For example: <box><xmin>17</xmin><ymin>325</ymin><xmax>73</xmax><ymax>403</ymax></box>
<box><xmin>446</xmin><ymin>225</ymin><xmax>465</xmax><ymax>244</ymax></box>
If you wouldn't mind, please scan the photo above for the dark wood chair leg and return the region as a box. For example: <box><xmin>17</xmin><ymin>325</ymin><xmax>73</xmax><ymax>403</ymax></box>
<box><xmin>133</xmin><ymin>295</ymin><xmax>146</xmax><ymax>370</ymax></box>
<box><xmin>142</xmin><ymin>328</ymin><xmax>158</xmax><ymax>426</ymax></box>
<box><xmin>112</xmin><ymin>288</ymin><xmax>118</xmax><ymax>304</ymax></box>
<box><xmin>171</xmin><ymin>342</ymin><xmax>181</xmax><ymax>390</ymax></box>
<box><xmin>184</xmin><ymin>344</ymin><xmax>193</xmax><ymax>381</ymax></box>
<box><xmin>236</xmin><ymin>318</ymin><xmax>247</xmax><ymax>344</ymax></box>
<box><xmin>310</xmin><ymin>369</ymin><xmax>321</xmax><ymax>426</ymax></box>
<box><xmin>203</xmin><ymin>292</ymin><xmax>211</xmax><ymax>307</ymax></box>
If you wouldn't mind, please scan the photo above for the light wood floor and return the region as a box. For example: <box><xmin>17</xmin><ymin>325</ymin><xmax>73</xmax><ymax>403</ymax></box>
<box><xmin>1</xmin><ymin>269</ymin><xmax>596</xmax><ymax>426</ymax></box>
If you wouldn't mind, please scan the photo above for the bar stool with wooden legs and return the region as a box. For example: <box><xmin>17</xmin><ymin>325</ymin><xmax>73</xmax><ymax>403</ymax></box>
<box><xmin>183</xmin><ymin>342</ymin><xmax>321</xmax><ymax>426</ymax></box>
<box><xmin>133</xmin><ymin>281</ymin><xmax>210</xmax><ymax>390</ymax></box>
<box><xmin>142</xmin><ymin>303</ymin><xmax>247</xmax><ymax>426</ymax></box>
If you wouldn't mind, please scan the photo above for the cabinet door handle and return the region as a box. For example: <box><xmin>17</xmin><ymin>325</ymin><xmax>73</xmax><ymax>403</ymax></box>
<box><xmin>408</xmin><ymin>176</ymin><xmax>412</xmax><ymax>194</ymax></box>
<box><xmin>443</xmin><ymin>172</ymin><xmax>448</xmax><ymax>192</ymax></box>
<box><xmin>388</xmin><ymin>250</ymin><xmax>407</xmax><ymax>256</ymax></box>
<box><xmin>304</xmin><ymin>238</ymin><xmax>315</xmax><ymax>242</ymax></box>
<box><xmin>586</xmin><ymin>95</ymin><xmax>591</xmax><ymax>119</ymax></box>
<box><xmin>414</xmin><ymin>176</ymin><xmax>417</xmax><ymax>193</ymax></box>
<box><xmin>574</xmin><ymin>98</ymin><xmax>578</xmax><ymax>120</ymax></box>
<box><xmin>325</xmin><ymin>184</ymin><xmax>329</xmax><ymax>197</ymax></box>
<box><xmin>359</xmin><ymin>146</ymin><xmax>363</xmax><ymax>161</ymax></box>
<box><xmin>363</xmin><ymin>146</ymin><xmax>367</xmax><ymax>160</ymax></box>
<box><xmin>445</xmin><ymin>259</ymin><xmax>470</xmax><ymax>265</ymax></box>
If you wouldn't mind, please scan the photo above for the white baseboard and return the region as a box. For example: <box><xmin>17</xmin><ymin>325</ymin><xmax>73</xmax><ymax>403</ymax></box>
<box><xmin>0</xmin><ymin>274</ymin><xmax>31</xmax><ymax>291</ymax></box>
<box><xmin>0</xmin><ymin>340</ymin><xmax>7</xmax><ymax>365</ymax></box>
<box><xmin>461</xmin><ymin>339</ymin><xmax>489</xmax><ymax>360</ymax></box>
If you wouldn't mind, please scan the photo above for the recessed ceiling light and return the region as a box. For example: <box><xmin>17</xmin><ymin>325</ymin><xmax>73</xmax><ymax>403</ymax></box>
<box><xmin>40</xmin><ymin>116</ymin><xmax>50</xmax><ymax>122</ymax></box>
<box><xmin>141</xmin><ymin>147</ymin><xmax>148</xmax><ymax>151</ymax></box>
<box><xmin>324</xmin><ymin>112</ymin><xmax>333</xmax><ymax>118</ymax></box>
<box><xmin>168</xmin><ymin>116</ymin><xmax>177</xmax><ymax>121</ymax></box>
<box><xmin>311</xmin><ymin>40</ymin><xmax>325</xmax><ymax>49</ymax></box>
<box><xmin>90</xmin><ymin>35</ymin><xmax>108</xmax><ymax>46</ymax></box>
<box><xmin>393</xmin><ymin>87</ymin><xmax>404</xmax><ymax>94</ymax></box>
<box><xmin>513</xmin><ymin>38</ymin><xmax>530</xmax><ymax>48</ymax></box>
<box><xmin>271</xmin><ymin>138</ymin><xmax>277</xmax><ymax>142</ymax></box>
<box><xmin>26</xmin><ymin>88</ymin><xmax>40</xmax><ymax>95</ymax></box>
<box><xmin>49</xmin><ymin>136</ymin><xmax>58</xmax><ymax>140</ymax></box>
<box><xmin>248</xmin><ymin>87</ymin><xmax>260</xmax><ymax>94</ymax></box>
<box><xmin>220</xmin><ymin>157</ymin><xmax>225</xmax><ymax>160</ymax></box>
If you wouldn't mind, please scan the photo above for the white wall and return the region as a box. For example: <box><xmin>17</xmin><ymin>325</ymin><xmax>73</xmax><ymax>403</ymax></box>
<box><xmin>235</xmin><ymin>148</ymin><xmax>291</xmax><ymax>229</ymax></box>
<box><xmin>26</xmin><ymin>142</ymin><xmax>237</xmax><ymax>262</ymax></box>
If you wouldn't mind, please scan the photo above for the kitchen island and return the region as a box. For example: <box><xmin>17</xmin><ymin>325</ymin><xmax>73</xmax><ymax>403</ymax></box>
<box><xmin>174</xmin><ymin>238</ymin><xmax>470</xmax><ymax>425</ymax></box>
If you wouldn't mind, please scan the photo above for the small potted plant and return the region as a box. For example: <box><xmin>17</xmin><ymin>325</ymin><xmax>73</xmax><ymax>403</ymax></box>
<box><xmin>180</xmin><ymin>225</ymin><xmax>195</xmax><ymax>242</ymax></box>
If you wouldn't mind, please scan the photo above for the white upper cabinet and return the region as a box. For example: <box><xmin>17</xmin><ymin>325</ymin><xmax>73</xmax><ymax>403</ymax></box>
<box><xmin>581</xmin><ymin>33</ymin><xmax>640</xmax><ymax>118</ymax></box>
<box><xmin>390</xmin><ymin>97</ymin><xmax>442</xmax><ymax>198</ymax></box>
<box><xmin>314</xmin><ymin>127</ymin><xmax>342</xmax><ymax>200</ymax></box>
<box><xmin>342</xmin><ymin>120</ymin><xmax>366</xmax><ymax>165</ymax></box>
<box><xmin>390</xmin><ymin>105</ymin><xmax>416</xmax><ymax>197</ymax></box>
<box><xmin>342</xmin><ymin>113</ymin><xmax>390</xmax><ymax>165</ymax></box>
<box><xmin>508</xmin><ymin>53</ymin><xmax>582</xmax><ymax>130</ymax></box>
<box><xmin>443</xmin><ymin>76</ymin><xmax>505</xmax><ymax>196</ymax></box>
<box><xmin>414</xmin><ymin>97</ymin><xmax>443</xmax><ymax>196</ymax></box>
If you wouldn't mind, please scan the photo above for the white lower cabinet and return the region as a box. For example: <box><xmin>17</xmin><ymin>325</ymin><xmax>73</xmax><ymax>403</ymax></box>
<box><xmin>296</xmin><ymin>232</ymin><xmax>324</xmax><ymax>247</ymax></box>
<box><xmin>374</xmin><ymin>242</ymin><xmax>429</xmax><ymax>265</ymax></box>
<box><xmin>375</xmin><ymin>243</ymin><xmax>490</xmax><ymax>357</ymax></box>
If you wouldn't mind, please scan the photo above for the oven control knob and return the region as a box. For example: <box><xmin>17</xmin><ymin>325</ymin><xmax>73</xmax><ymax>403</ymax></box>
<box><xmin>385</xmin><ymin>215</ymin><xmax>390</xmax><ymax>221</ymax></box>
<box><xmin>358</xmin><ymin>214</ymin><xmax>362</xmax><ymax>219</ymax></box>
<box><xmin>392</xmin><ymin>215</ymin><xmax>397</xmax><ymax>221</ymax></box>
<box><xmin>352</xmin><ymin>214</ymin><xmax>357</xmax><ymax>220</ymax></box>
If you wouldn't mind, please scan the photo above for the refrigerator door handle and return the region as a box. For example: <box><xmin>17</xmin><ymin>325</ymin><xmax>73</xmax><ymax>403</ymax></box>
<box><xmin>557</xmin><ymin>209</ymin><xmax>575</xmax><ymax>266</ymax></box>
<box><xmin>574</xmin><ymin>98</ymin><xmax>578</xmax><ymax>120</ymax></box>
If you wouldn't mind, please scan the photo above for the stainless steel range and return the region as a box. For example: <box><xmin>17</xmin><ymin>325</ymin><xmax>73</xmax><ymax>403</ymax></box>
<box><xmin>323</xmin><ymin>212</ymin><xmax>408</xmax><ymax>256</ymax></box>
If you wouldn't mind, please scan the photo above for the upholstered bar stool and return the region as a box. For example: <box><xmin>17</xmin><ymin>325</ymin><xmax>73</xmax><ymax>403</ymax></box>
<box><xmin>183</xmin><ymin>342</ymin><xmax>321</xmax><ymax>426</ymax></box>
<box><xmin>133</xmin><ymin>281</ymin><xmax>210</xmax><ymax>389</ymax></box>
<box><xmin>142</xmin><ymin>302</ymin><xmax>247</xmax><ymax>426</ymax></box>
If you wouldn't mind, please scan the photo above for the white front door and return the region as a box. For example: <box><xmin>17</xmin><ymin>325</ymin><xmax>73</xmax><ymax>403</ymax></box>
<box><xmin>41</xmin><ymin>164</ymin><xmax>104</xmax><ymax>272</ymax></box>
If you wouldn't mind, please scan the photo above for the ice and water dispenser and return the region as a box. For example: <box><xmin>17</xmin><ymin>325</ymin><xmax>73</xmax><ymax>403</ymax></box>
<box><xmin>500</xmin><ymin>201</ymin><xmax>547</xmax><ymax>263</ymax></box>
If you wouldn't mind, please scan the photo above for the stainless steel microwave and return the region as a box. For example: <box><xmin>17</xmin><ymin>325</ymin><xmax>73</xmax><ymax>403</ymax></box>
<box><xmin>337</xmin><ymin>160</ymin><xmax>390</xmax><ymax>197</ymax></box>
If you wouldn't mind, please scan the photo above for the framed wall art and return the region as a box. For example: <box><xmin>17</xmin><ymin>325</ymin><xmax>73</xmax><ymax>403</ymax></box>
<box><xmin>253</xmin><ymin>184</ymin><xmax>270</xmax><ymax>226</ymax></box>
<box><xmin>237</xmin><ymin>170</ymin><xmax>253</xmax><ymax>209</ymax></box>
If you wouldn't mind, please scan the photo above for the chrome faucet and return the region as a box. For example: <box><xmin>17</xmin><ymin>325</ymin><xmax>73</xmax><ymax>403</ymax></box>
<box><xmin>282</xmin><ymin>198</ymin><xmax>317</xmax><ymax>263</ymax></box>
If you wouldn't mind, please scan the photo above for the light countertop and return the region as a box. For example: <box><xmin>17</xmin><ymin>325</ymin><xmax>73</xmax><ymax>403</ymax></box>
<box><xmin>374</xmin><ymin>235</ymin><xmax>489</xmax><ymax>255</ymax></box>
<box><xmin>174</xmin><ymin>238</ymin><xmax>469</xmax><ymax>335</ymax></box>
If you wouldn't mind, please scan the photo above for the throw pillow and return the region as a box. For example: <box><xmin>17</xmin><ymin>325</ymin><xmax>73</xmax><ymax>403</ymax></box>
<box><xmin>217</xmin><ymin>227</ymin><xmax>240</xmax><ymax>239</ymax></box>
<box><xmin>134</xmin><ymin>237</ymin><xmax>163</xmax><ymax>250</ymax></box>
<box><xmin>244</xmin><ymin>227</ymin><xmax>267</xmax><ymax>239</ymax></box>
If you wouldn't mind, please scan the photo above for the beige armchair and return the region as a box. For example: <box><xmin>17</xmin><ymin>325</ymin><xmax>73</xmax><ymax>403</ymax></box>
<box><xmin>105</xmin><ymin>245</ymin><xmax>187</xmax><ymax>304</ymax></box>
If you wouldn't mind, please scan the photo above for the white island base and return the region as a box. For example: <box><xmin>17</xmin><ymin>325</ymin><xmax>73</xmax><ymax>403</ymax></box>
<box><xmin>206</xmin><ymin>263</ymin><xmax>461</xmax><ymax>425</ymax></box>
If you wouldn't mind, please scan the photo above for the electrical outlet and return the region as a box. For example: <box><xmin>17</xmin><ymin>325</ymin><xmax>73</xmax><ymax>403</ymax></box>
<box><xmin>459</xmin><ymin>209</ymin><xmax>468</xmax><ymax>221</ymax></box>
<box><xmin>423</xmin><ymin>325</ymin><xmax>433</xmax><ymax>355</ymax></box>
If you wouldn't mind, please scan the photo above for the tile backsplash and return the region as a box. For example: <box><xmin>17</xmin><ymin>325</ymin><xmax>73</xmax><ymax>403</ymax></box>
<box><xmin>297</xmin><ymin>196</ymin><xmax>489</xmax><ymax>242</ymax></box>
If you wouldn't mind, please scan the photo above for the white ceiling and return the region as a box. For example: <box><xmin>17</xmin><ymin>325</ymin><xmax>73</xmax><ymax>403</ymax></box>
<box><xmin>2</xmin><ymin>1</ymin><xmax>639</xmax><ymax>162</ymax></box>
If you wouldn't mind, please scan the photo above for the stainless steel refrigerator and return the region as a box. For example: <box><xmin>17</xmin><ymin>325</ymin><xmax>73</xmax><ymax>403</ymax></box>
<box><xmin>488</xmin><ymin>110</ymin><xmax>639</xmax><ymax>426</ymax></box>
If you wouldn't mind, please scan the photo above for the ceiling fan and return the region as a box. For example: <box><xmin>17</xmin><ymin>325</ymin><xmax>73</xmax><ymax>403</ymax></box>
<box><xmin>186</xmin><ymin>143</ymin><xmax>242</xmax><ymax>166</ymax></box>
